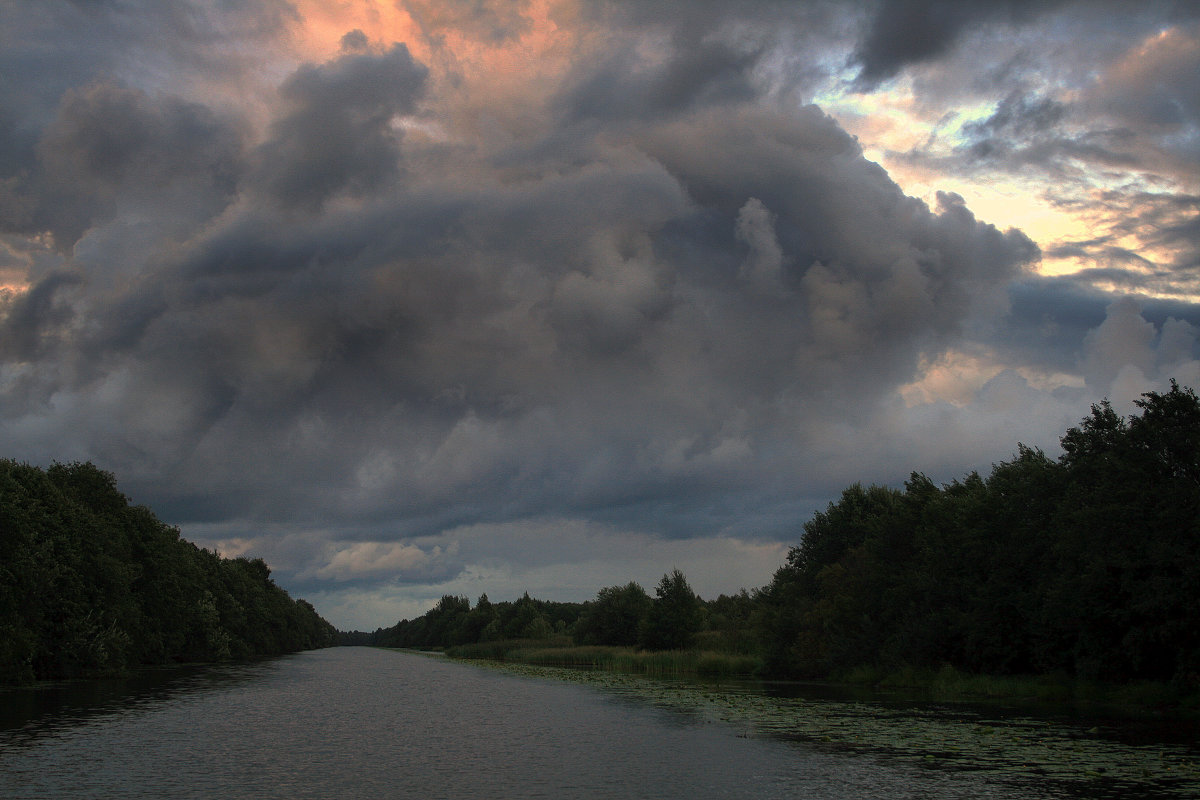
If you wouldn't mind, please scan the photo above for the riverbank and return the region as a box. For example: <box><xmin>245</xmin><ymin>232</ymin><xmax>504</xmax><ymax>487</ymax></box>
<box><xmin>842</xmin><ymin>663</ymin><xmax>1200</xmax><ymax>717</ymax></box>
<box><xmin>444</xmin><ymin>638</ymin><xmax>762</xmax><ymax>678</ymax></box>
<box><xmin>440</xmin><ymin>639</ymin><xmax>1200</xmax><ymax>717</ymax></box>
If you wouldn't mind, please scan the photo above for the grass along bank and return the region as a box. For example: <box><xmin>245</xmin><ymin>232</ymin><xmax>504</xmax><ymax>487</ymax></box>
<box><xmin>444</xmin><ymin>637</ymin><xmax>763</xmax><ymax>678</ymax></box>
<box><xmin>442</xmin><ymin>639</ymin><xmax>1199</xmax><ymax>716</ymax></box>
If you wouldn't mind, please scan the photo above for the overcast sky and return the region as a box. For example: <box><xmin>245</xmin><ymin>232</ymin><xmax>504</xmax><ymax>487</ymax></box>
<box><xmin>2</xmin><ymin>0</ymin><xmax>1198</xmax><ymax>630</ymax></box>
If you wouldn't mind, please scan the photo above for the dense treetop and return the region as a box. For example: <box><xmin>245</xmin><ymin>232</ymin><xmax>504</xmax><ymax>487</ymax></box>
<box><xmin>757</xmin><ymin>381</ymin><xmax>1200</xmax><ymax>684</ymax></box>
<box><xmin>0</xmin><ymin>460</ymin><xmax>336</xmax><ymax>684</ymax></box>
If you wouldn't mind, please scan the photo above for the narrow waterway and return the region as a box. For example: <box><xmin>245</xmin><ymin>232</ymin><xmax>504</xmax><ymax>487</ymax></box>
<box><xmin>0</xmin><ymin>647</ymin><xmax>1195</xmax><ymax>799</ymax></box>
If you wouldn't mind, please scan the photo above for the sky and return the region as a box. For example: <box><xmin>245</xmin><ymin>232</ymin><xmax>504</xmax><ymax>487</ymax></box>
<box><xmin>1</xmin><ymin>0</ymin><xmax>1198</xmax><ymax>631</ymax></box>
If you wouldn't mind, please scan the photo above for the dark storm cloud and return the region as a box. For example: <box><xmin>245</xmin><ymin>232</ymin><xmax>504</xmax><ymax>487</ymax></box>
<box><xmin>851</xmin><ymin>0</ymin><xmax>1065</xmax><ymax>89</ymax></box>
<box><xmin>964</xmin><ymin>91</ymin><xmax>1068</xmax><ymax>139</ymax></box>
<box><xmin>996</xmin><ymin>275</ymin><xmax>1200</xmax><ymax>380</ymax></box>
<box><xmin>558</xmin><ymin>38</ymin><xmax>762</xmax><ymax>124</ymax></box>
<box><xmin>0</xmin><ymin>0</ymin><xmax>295</xmax><ymax>131</ymax></box>
<box><xmin>1091</xmin><ymin>22</ymin><xmax>1200</xmax><ymax>136</ymax></box>
<box><xmin>5</xmin><ymin>0</ymin><xmax>1200</xmax><ymax>627</ymax></box>
<box><xmin>0</xmin><ymin>0</ymin><xmax>278</xmax><ymax>250</ymax></box>
<box><xmin>6</xmin><ymin>75</ymin><xmax>1035</xmax><ymax>544</ymax></box>
<box><xmin>41</xmin><ymin>84</ymin><xmax>242</xmax><ymax>190</ymax></box>
<box><xmin>253</xmin><ymin>43</ymin><xmax>428</xmax><ymax>209</ymax></box>
<box><xmin>13</xmin><ymin>83</ymin><xmax>246</xmax><ymax>248</ymax></box>
<box><xmin>0</xmin><ymin>272</ymin><xmax>82</xmax><ymax>361</ymax></box>
<box><xmin>564</xmin><ymin>0</ymin><xmax>860</xmax><ymax>114</ymax></box>
<box><xmin>632</xmin><ymin>108</ymin><xmax>1037</xmax><ymax>383</ymax></box>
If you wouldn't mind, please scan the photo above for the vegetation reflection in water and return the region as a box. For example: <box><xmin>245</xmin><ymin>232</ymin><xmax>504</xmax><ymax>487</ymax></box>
<box><xmin>459</xmin><ymin>657</ymin><xmax>1200</xmax><ymax>799</ymax></box>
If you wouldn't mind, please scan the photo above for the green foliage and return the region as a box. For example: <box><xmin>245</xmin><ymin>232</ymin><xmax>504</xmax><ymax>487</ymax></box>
<box><xmin>0</xmin><ymin>460</ymin><xmax>337</xmax><ymax>683</ymax></box>
<box><xmin>574</xmin><ymin>582</ymin><xmax>652</xmax><ymax>646</ymax></box>
<box><xmin>639</xmin><ymin>569</ymin><xmax>703</xmax><ymax>651</ymax></box>
<box><xmin>377</xmin><ymin>571</ymin><xmax>703</xmax><ymax>657</ymax></box>
<box><xmin>374</xmin><ymin>591</ymin><xmax>586</xmax><ymax>649</ymax></box>
<box><xmin>701</xmin><ymin>590</ymin><xmax>758</xmax><ymax>654</ymax></box>
<box><xmin>445</xmin><ymin>638</ymin><xmax>763</xmax><ymax>677</ymax></box>
<box><xmin>756</xmin><ymin>382</ymin><xmax>1200</xmax><ymax>687</ymax></box>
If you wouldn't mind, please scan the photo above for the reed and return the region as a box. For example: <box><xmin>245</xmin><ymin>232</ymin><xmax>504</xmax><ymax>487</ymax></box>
<box><xmin>445</xmin><ymin>640</ymin><xmax>763</xmax><ymax>677</ymax></box>
<box><xmin>843</xmin><ymin>664</ymin><xmax>1200</xmax><ymax>712</ymax></box>
<box><xmin>444</xmin><ymin>636</ymin><xmax>571</xmax><ymax>661</ymax></box>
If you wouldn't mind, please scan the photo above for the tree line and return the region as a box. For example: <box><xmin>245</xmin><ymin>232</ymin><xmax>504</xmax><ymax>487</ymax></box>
<box><xmin>0</xmin><ymin>460</ymin><xmax>337</xmax><ymax>684</ymax></box>
<box><xmin>366</xmin><ymin>567</ymin><xmax>717</xmax><ymax>653</ymax></box>
<box><xmin>757</xmin><ymin>380</ymin><xmax>1200</xmax><ymax>685</ymax></box>
<box><xmin>367</xmin><ymin>382</ymin><xmax>1200</xmax><ymax>688</ymax></box>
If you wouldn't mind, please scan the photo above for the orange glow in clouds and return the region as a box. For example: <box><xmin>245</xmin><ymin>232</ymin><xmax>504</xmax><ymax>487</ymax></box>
<box><xmin>289</xmin><ymin>0</ymin><xmax>421</xmax><ymax>59</ymax></box>
<box><xmin>289</xmin><ymin>0</ymin><xmax>570</xmax><ymax>73</ymax></box>
<box><xmin>288</xmin><ymin>0</ymin><xmax>576</xmax><ymax>143</ymax></box>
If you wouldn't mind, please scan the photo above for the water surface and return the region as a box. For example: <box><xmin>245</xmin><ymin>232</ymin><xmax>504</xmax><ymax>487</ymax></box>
<box><xmin>1</xmin><ymin>648</ymin><xmax>1195</xmax><ymax>798</ymax></box>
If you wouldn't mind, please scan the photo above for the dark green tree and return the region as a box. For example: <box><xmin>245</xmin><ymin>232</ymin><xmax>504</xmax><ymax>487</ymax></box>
<box><xmin>0</xmin><ymin>459</ymin><xmax>335</xmax><ymax>684</ymax></box>
<box><xmin>575</xmin><ymin>582</ymin><xmax>652</xmax><ymax>646</ymax></box>
<box><xmin>1046</xmin><ymin>382</ymin><xmax>1200</xmax><ymax>681</ymax></box>
<box><xmin>456</xmin><ymin>594</ymin><xmax>498</xmax><ymax>644</ymax></box>
<box><xmin>640</xmin><ymin>569</ymin><xmax>702</xmax><ymax>650</ymax></box>
<box><xmin>502</xmin><ymin>592</ymin><xmax>553</xmax><ymax>639</ymax></box>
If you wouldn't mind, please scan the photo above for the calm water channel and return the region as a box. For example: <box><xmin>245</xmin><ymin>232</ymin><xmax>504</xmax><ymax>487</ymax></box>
<box><xmin>1</xmin><ymin>647</ymin><xmax>1197</xmax><ymax>799</ymax></box>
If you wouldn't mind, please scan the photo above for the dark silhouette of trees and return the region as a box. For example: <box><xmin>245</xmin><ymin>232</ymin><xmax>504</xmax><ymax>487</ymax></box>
<box><xmin>756</xmin><ymin>382</ymin><xmax>1200</xmax><ymax>685</ymax></box>
<box><xmin>374</xmin><ymin>592</ymin><xmax>585</xmax><ymax>649</ymax></box>
<box><xmin>640</xmin><ymin>569</ymin><xmax>703</xmax><ymax>650</ymax></box>
<box><xmin>0</xmin><ymin>460</ymin><xmax>336</xmax><ymax>684</ymax></box>
<box><xmin>574</xmin><ymin>582</ymin><xmax>652</xmax><ymax>646</ymax></box>
<box><xmin>1042</xmin><ymin>381</ymin><xmax>1200</xmax><ymax>682</ymax></box>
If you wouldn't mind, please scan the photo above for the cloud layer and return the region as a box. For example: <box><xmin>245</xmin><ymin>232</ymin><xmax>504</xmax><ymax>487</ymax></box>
<box><xmin>1</xmin><ymin>0</ymin><xmax>1197</xmax><ymax>628</ymax></box>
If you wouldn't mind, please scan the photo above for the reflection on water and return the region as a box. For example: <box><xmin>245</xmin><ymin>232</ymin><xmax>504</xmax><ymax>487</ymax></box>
<box><xmin>0</xmin><ymin>661</ymin><xmax>277</xmax><ymax>747</ymax></box>
<box><xmin>1</xmin><ymin>648</ymin><xmax>1197</xmax><ymax>799</ymax></box>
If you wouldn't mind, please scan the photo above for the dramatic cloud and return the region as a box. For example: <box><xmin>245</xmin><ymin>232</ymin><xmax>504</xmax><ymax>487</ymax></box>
<box><xmin>1</xmin><ymin>0</ymin><xmax>1197</xmax><ymax>629</ymax></box>
<box><xmin>254</xmin><ymin>40</ymin><xmax>428</xmax><ymax>208</ymax></box>
<box><xmin>851</xmin><ymin>0</ymin><xmax>1066</xmax><ymax>89</ymax></box>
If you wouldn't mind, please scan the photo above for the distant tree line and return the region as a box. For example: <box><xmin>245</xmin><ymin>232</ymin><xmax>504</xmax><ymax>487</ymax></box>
<box><xmin>367</xmin><ymin>382</ymin><xmax>1200</xmax><ymax>688</ymax></box>
<box><xmin>367</xmin><ymin>568</ymin><xmax>721</xmax><ymax>655</ymax></box>
<box><xmin>0</xmin><ymin>460</ymin><xmax>337</xmax><ymax>684</ymax></box>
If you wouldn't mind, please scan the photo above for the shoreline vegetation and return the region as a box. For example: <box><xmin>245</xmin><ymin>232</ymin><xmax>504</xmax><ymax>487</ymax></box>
<box><xmin>445</xmin><ymin>637</ymin><xmax>763</xmax><ymax>678</ymax></box>
<box><xmin>362</xmin><ymin>382</ymin><xmax>1200</xmax><ymax>716</ymax></box>
<box><xmin>424</xmin><ymin>640</ymin><xmax>1197</xmax><ymax>717</ymax></box>
<box><xmin>0</xmin><ymin>461</ymin><xmax>337</xmax><ymax>685</ymax></box>
<box><xmin>435</xmin><ymin>640</ymin><xmax>1199</xmax><ymax>716</ymax></box>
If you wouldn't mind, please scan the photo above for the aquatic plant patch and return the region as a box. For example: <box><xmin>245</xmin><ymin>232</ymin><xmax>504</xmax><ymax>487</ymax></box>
<box><xmin>466</xmin><ymin>660</ymin><xmax>1200</xmax><ymax>799</ymax></box>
